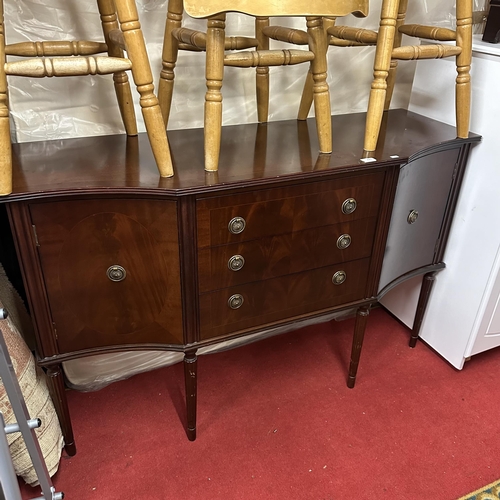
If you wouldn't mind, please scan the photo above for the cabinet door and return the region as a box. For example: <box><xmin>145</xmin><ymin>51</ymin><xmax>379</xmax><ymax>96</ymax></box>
<box><xmin>29</xmin><ymin>199</ymin><xmax>183</xmax><ymax>354</ymax></box>
<box><xmin>378</xmin><ymin>148</ymin><xmax>460</xmax><ymax>292</ymax></box>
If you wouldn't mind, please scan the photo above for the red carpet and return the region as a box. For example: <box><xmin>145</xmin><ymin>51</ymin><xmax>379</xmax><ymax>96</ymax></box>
<box><xmin>20</xmin><ymin>308</ymin><xmax>500</xmax><ymax>499</ymax></box>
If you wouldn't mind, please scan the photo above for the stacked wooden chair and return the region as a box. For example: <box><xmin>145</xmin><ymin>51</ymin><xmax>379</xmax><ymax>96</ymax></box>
<box><xmin>159</xmin><ymin>0</ymin><xmax>369</xmax><ymax>172</ymax></box>
<box><xmin>0</xmin><ymin>0</ymin><xmax>173</xmax><ymax>196</ymax></box>
<box><xmin>300</xmin><ymin>0</ymin><xmax>472</xmax><ymax>154</ymax></box>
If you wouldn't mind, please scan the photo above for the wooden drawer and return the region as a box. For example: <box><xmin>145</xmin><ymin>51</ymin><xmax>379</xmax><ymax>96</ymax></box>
<box><xmin>197</xmin><ymin>172</ymin><xmax>385</xmax><ymax>248</ymax></box>
<box><xmin>199</xmin><ymin>258</ymin><xmax>371</xmax><ymax>340</ymax></box>
<box><xmin>198</xmin><ymin>217</ymin><xmax>377</xmax><ymax>292</ymax></box>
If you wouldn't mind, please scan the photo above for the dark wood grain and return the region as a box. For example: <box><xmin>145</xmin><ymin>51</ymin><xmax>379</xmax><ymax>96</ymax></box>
<box><xmin>197</xmin><ymin>171</ymin><xmax>385</xmax><ymax>247</ymax></box>
<box><xmin>2</xmin><ymin>110</ymin><xmax>480</xmax><ymax>202</ymax></box>
<box><xmin>199</xmin><ymin>258</ymin><xmax>371</xmax><ymax>340</ymax></box>
<box><xmin>198</xmin><ymin>217</ymin><xmax>378</xmax><ymax>292</ymax></box>
<box><xmin>28</xmin><ymin>198</ymin><xmax>183</xmax><ymax>353</ymax></box>
<box><xmin>0</xmin><ymin>110</ymin><xmax>479</xmax><ymax>448</ymax></box>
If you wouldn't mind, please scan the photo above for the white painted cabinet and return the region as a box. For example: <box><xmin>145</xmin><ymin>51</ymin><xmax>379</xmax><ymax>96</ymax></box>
<box><xmin>380</xmin><ymin>36</ymin><xmax>500</xmax><ymax>369</ymax></box>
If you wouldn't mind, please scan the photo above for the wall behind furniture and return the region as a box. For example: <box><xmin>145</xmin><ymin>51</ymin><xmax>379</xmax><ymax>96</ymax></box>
<box><xmin>5</xmin><ymin>0</ymin><xmax>479</xmax><ymax>143</ymax></box>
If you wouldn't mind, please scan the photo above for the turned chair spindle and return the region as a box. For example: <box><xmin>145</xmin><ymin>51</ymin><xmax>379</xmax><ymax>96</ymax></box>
<box><xmin>297</xmin><ymin>0</ymin><xmax>472</xmax><ymax>154</ymax></box>
<box><xmin>160</xmin><ymin>0</ymin><xmax>369</xmax><ymax>172</ymax></box>
<box><xmin>0</xmin><ymin>0</ymin><xmax>173</xmax><ymax>196</ymax></box>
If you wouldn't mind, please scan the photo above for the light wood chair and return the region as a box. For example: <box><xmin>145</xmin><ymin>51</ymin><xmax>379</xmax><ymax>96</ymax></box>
<box><xmin>0</xmin><ymin>0</ymin><xmax>173</xmax><ymax>196</ymax></box>
<box><xmin>321</xmin><ymin>0</ymin><xmax>472</xmax><ymax>154</ymax></box>
<box><xmin>159</xmin><ymin>0</ymin><xmax>267</xmax><ymax>127</ymax></box>
<box><xmin>160</xmin><ymin>0</ymin><xmax>369</xmax><ymax>172</ymax></box>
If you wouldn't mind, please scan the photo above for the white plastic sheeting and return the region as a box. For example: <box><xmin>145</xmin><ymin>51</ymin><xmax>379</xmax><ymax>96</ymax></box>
<box><xmin>3</xmin><ymin>0</ymin><xmax>488</xmax><ymax>389</ymax></box>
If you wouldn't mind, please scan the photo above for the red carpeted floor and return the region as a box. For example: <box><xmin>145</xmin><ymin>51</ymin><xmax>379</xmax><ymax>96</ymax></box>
<box><xmin>20</xmin><ymin>308</ymin><xmax>500</xmax><ymax>500</ymax></box>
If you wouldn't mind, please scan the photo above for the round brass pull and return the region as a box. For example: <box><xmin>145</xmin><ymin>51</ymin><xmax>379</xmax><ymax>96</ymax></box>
<box><xmin>228</xmin><ymin>216</ymin><xmax>246</xmax><ymax>235</ymax></box>
<box><xmin>228</xmin><ymin>294</ymin><xmax>244</xmax><ymax>310</ymax></box>
<box><xmin>407</xmin><ymin>210</ymin><xmax>419</xmax><ymax>224</ymax></box>
<box><xmin>332</xmin><ymin>270</ymin><xmax>347</xmax><ymax>285</ymax></box>
<box><xmin>107</xmin><ymin>265</ymin><xmax>126</xmax><ymax>282</ymax></box>
<box><xmin>336</xmin><ymin>234</ymin><xmax>352</xmax><ymax>250</ymax></box>
<box><xmin>228</xmin><ymin>255</ymin><xmax>245</xmax><ymax>271</ymax></box>
<box><xmin>341</xmin><ymin>198</ymin><xmax>357</xmax><ymax>215</ymax></box>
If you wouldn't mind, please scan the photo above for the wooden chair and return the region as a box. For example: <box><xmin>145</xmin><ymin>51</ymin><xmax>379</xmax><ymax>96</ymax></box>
<box><xmin>159</xmin><ymin>0</ymin><xmax>369</xmax><ymax>172</ymax></box>
<box><xmin>0</xmin><ymin>0</ymin><xmax>173</xmax><ymax>196</ymax></box>
<box><xmin>159</xmin><ymin>0</ymin><xmax>266</xmax><ymax>127</ymax></box>
<box><xmin>297</xmin><ymin>1</ymin><xmax>472</xmax><ymax>154</ymax></box>
<box><xmin>324</xmin><ymin>0</ymin><xmax>472</xmax><ymax>154</ymax></box>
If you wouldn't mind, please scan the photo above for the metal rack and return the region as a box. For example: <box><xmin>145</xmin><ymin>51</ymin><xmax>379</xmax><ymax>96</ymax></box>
<box><xmin>0</xmin><ymin>308</ymin><xmax>63</xmax><ymax>500</ymax></box>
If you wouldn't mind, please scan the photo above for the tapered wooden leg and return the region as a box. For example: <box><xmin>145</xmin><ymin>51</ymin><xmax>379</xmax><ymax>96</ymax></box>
<box><xmin>307</xmin><ymin>16</ymin><xmax>332</xmax><ymax>154</ymax></box>
<box><xmin>255</xmin><ymin>17</ymin><xmax>270</xmax><ymax>123</ymax></box>
<box><xmin>409</xmin><ymin>271</ymin><xmax>437</xmax><ymax>348</ymax></box>
<box><xmin>46</xmin><ymin>364</ymin><xmax>76</xmax><ymax>456</ymax></box>
<box><xmin>183</xmin><ymin>349</ymin><xmax>198</xmax><ymax>441</ymax></box>
<box><xmin>97</xmin><ymin>0</ymin><xmax>137</xmax><ymax>136</ymax></box>
<box><xmin>158</xmin><ymin>0</ymin><xmax>183</xmax><ymax>126</ymax></box>
<box><xmin>0</xmin><ymin>1</ymin><xmax>12</xmax><ymax>196</ymax></box>
<box><xmin>115</xmin><ymin>0</ymin><xmax>174</xmax><ymax>177</ymax></box>
<box><xmin>347</xmin><ymin>305</ymin><xmax>370</xmax><ymax>388</ymax></box>
<box><xmin>455</xmin><ymin>0</ymin><xmax>472</xmax><ymax>139</ymax></box>
<box><xmin>364</xmin><ymin>0</ymin><xmax>399</xmax><ymax>153</ymax></box>
<box><xmin>204</xmin><ymin>14</ymin><xmax>225</xmax><ymax>172</ymax></box>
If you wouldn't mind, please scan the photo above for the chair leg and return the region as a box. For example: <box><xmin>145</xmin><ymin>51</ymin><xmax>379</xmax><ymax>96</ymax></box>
<box><xmin>307</xmin><ymin>16</ymin><xmax>332</xmax><ymax>154</ymax></box>
<box><xmin>298</xmin><ymin>17</ymin><xmax>335</xmax><ymax>121</ymax></box>
<box><xmin>255</xmin><ymin>16</ymin><xmax>270</xmax><ymax>123</ymax></box>
<box><xmin>384</xmin><ymin>0</ymin><xmax>408</xmax><ymax>110</ymax></box>
<box><xmin>115</xmin><ymin>0</ymin><xmax>173</xmax><ymax>177</ymax></box>
<box><xmin>204</xmin><ymin>14</ymin><xmax>226</xmax><ymax>172</ymax></box>
<box><xmin>364</xmin><ymin>0</ymin><xmax>400</xmax><ymax>153</ymax></box>
<box><xmin>455</xmin><ymin>0</ymin><xmax>472</xmax><ymax>139</ymax></box>
<box><xmin>97</xmin><ymin>0</ymin><xmax>137</xmax><ymax>136</ymax></box>
<box><xmin>0</xmin><ymin>0</ymin><xmax>12</xmax><ymax>196</ymax></box>
<box><xmin>159</xmin><ymin>0</ymin><xmax>183</xmax><ymax>127</ymax></box>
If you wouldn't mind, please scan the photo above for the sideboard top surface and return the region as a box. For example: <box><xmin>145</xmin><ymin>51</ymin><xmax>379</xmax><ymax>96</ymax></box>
<box><xmin>5</xmin><ymin>109</ymin><xmax>480</xmax><ymax>201</ymax></box>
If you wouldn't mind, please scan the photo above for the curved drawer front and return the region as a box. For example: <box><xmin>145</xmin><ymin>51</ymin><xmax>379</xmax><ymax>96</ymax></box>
<box><xmin>199</xmin><ymin>258</ymin><xmax>371</xmax><ymax>340</ymax></box>
<box><xmin>197</xmin><ymin>172</ymin><xmax>385</xmax><ymax>248</ymax></box>
<box><xmin>198</xmin><ymin>217</ymin><xmax>377</xmax><ymax>292</ymax></box>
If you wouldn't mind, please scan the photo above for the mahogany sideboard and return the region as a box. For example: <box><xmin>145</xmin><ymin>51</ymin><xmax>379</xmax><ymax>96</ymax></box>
<box><xmin>0</xmin><ymin>110</ymin><xmax>479</xmax><ymax>456</ymax></box>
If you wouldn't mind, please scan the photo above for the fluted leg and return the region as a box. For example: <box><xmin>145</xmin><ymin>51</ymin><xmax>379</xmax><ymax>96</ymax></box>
<box><xmin>46</xmin><ymin>364</ymin><xmax>76</xmax><ymax>456</ymax></box>
<box><xmin>0</xmin><ymin>0</ymin><xmax>11</xmax><ymax>196</ymax></box>
<box><xmin>115</xmin><ymin>0</ymin><xmax>173</xmax><ymax>177</ymax></box>
<box><xmin>159</xmin><ymin>0</ymin><xmax>183</xmax><ymax>126</ymax></box>
<box><xmin>255</xmin><ymin>16</ymin><xmax>270</xmax><ymax>123</ymax></box>
<box><xmin>98</xmin><ymin>0</ymin><xmax>137</xmax><ymax>135</ymax></box>
<box><xmin>364</xmin><ymin>0</ymin><xmax>399</xmax><ymax>153</ymax></box>
<box><xmin>183</xmin><ymin>349</ymin><xmax>198</xmax><ymax>441</ymax></box>
<box><xmin>307</xmin><ymin>16</ymin><xmax>332</xmax><ymax>153</ymax></box>
<box><xmin>409</xmin><ymin>272</ymin><xmax>437</xmax><ymax>348</ymax></box>
<box><xmin>204</xmin><ymin>14</ymin><xmax>225</xmax><ymax>172</ymax></box>
<box><xmin>455</xmin><ymin>0</ymin><xmax>472</xmax><ymax>138</ymax></box>
<box><xmin>347</xmin><ymin>305</ymin><xmax>370</xmax><ymax>388</ymax></box>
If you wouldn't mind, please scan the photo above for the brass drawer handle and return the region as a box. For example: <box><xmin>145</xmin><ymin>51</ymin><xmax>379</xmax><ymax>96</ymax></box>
<box><xmin>228</xmin><ymin>294</ymin><xmax>244</xmax><ymax>310</ymax></box>
<box><xmin>107</xmin><ymin>265</ymin><xmax>126</xmax><ymax>282</ymax></box>
<box><xmin>332</xmin><ymin>270</ymin><xmax>347</xmax><ymax>285</ymax></box>
<box><xmin>228</xmin><ymin>216</ymin><xmax>246</xmax><ymax>235</ymax></box>
<box><xmin>407</xmin><ymin>209</ymin><xmax>419</xmax><ymax>224</ymax></box>
<box><xmin>336</xmin><ymin>234</ymin><xmax>352</xmax><ymax>250</ymax></box>
<box><xmin>228</xmin><ymin>255</ymin><xmax>245</xmax><ymax>271</ymax></box>
<box><xmin>341</xmin><ymin>198</ymin><xmax>357</xmax><ymax>215</ymax></box>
